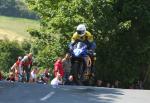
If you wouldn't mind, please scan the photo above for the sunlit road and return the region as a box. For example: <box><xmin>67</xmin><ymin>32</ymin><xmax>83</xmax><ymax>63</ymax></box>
<box><xmin>0</xmin><ymin>81</ymin><xmax>150</xmax><ymax>103</ymax></box>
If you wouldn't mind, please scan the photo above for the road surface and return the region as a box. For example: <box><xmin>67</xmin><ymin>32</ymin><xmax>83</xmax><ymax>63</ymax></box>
<box><xmin>0</xmin><ymin>81</ymin><xmax>150</xmax><ymax>103</ymax></box>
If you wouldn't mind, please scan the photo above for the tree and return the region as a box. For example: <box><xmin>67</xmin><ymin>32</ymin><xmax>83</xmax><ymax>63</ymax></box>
<box><xmin>0</xmin><ymin>39</ymin><xmax>25</xmax><ymax>72</ymax></box>
<box><xmin>26</xmin><ymin>0</ymin><xmax>150</xmax><ymax>88</ymax></box>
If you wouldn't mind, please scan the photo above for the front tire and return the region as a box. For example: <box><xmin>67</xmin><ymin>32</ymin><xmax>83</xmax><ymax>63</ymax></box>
<box><xmin>71</xmin><ymin>59</ymin><xmax>84</xmax><ymax>85</ymax></box>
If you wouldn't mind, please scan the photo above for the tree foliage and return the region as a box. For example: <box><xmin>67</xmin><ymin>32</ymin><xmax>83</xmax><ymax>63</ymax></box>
<box><xmin>26</xmin><ymin>0</ymin><xmax>150</xmax><ymax>88</ymax></box>
<box><xmin>0</xmin><ymin>39</ymin><xmax>26</xmax><ymax>72</ymax></box>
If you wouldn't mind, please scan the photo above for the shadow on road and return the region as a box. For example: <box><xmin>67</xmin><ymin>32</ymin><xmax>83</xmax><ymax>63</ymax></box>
<box><xmin>0</xmin><ymin>81</ymin><xmax>124</xmax><ymax>103</ymax></box>
<box><xmin>60</xmin><ymin>86</ymin><xmax>124</xmax><ymax>103</ymax></box>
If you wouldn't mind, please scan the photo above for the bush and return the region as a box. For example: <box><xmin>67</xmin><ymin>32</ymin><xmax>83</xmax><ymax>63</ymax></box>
<box><xmin>0</xmin><ymin>39</ymin><xmax>31</xmax><ymax>72</ymax></box>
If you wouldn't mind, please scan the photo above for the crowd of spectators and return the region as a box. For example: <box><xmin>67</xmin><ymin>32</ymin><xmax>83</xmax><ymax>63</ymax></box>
<box><xmin>0</xmin><ymin>53</ymin><xmax>144</xmax><ymax>89</ymax></box>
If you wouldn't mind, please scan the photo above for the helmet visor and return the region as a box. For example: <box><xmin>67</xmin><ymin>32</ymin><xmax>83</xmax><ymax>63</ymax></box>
<box><xmin>77</xmin><ymin>30</ymin><xmax>85</xmax><ymax>35</ymax></box>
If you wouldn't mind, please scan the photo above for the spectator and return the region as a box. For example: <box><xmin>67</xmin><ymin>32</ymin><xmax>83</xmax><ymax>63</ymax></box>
<box><xmin>135</xmin><ymin>80</ymin><xmax>143</xmax><ymax>89</ymax></box>
<box><xmin>62</xmin><ymin>53</ymin><xmax>71</xmax><ymax>81</ymax></box>
<box><xmin>40</xmin><ymin>68</ymin><xmax>51</xmax><ymax>84</ymax></box>
<box><xmin>6</xmin><ymin>72</ymin><xmax>15</xmax><ymax>82</ymax></box>
<box><xmin>96</xmin><ymin>80</ymin><xmax>103</xmax><ymax>87</ymax></box>
<box><xmin>19</xmin><ymin>53</ymin><xmax>33</xmax><ymax>82</ymax></box>
<box><xmin>54</xmin><ymin>57</ymin><xmax>64</xmax><ymax>78</ymax></box>
<box><xmin>10</xmin><ymin>56</ymin><xmax>22</xmax><ymax>81</ymax></box>
<box><xmin>106</xmin><ymin>82</ymin><xmax>111</xmax><ymax>88</ymax></box>
<box><xmin>29</xmin><ymin>67</ymin><xmax>39</xmax><ymax>83</ymax></box>
<box><xmin>51</xmin><ymin>73</ymin><xmax>63</xmax><ymax>88</ymax></box>
<box><xmin>139</xmin><ymin>81</ymin><xmax>144</xmax><ymax>89</ymax></box>
<box><xmin>0</xmin><ymin>71</ymin><xmax>3</xmax><ymax>80</ymax></box>
<box><xmin>114</xmin><ymin>80</ymin><xmax>119</xmax><ymax>88</ymax></box>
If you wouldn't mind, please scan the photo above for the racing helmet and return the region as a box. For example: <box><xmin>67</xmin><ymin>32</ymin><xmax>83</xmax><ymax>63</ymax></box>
<box><xmin>76</xmin><ymin>24</ymin><xmax>86</xmax><ymax>36</ymax></box>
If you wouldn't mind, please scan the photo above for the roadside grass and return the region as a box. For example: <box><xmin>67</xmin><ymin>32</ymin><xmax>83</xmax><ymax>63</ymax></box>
<box><xmin>0</xmin><ymin>16</ymin><xmax>39</xmax><ymax>41</ymax></box>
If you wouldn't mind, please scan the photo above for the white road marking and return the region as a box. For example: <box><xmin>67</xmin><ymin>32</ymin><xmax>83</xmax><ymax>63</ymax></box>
<box><xmin>40</xmin><ymin>91</ymin><xmax>55</xmax><ymax>101</ymax></box>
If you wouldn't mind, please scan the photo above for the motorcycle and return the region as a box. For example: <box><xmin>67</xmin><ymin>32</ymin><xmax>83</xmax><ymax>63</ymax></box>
<box><xmin>70</xmin><ymin>42</ymin><xmax>95</xmax><ymax>85</ymax></box>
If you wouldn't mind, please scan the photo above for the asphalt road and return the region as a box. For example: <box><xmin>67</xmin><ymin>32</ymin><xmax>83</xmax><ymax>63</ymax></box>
<box><xmin>0</xmin><ymin>81</ymin><xmax>150</xmax><ymax>103</ymax></box>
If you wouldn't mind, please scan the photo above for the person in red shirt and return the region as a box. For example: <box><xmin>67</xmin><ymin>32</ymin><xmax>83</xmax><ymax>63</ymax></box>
<box><xmin>54</xmin><ymin>57</ymin><xmax>64</xmax><ymax>78</ymax></box>
<box><xmin>10</xmin><ymin>56</ymin><xmax>22</xmax><ymax>81</ymax></box>
<box><xmin>19</xmin><ymin>53</ymin><xmax>33</xmax><ymax>82</ymax></box>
